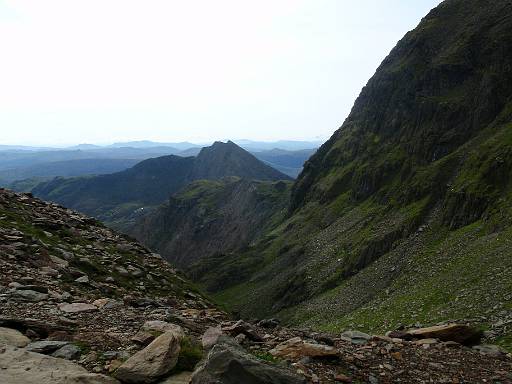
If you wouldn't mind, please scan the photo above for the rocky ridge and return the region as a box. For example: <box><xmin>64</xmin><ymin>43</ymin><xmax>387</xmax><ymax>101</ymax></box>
<box><xmin>131</xmin><ymin>177</ymin><xmax>291</xmax><ymax>272</ymax></box>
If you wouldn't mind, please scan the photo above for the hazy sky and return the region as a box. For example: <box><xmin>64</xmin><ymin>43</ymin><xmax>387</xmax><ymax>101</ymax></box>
<box><xmin>0</xmin><ymin>0</ymin><xmax>442</xmax><ymax>146</ymax></box>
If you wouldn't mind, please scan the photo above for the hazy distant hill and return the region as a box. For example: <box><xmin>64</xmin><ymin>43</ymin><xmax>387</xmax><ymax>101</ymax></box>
<box><xmin>0</xmin><ymin>158</ymin><xmax>141</xmax><ymax>185</ymax></box>
<box><xmin>32</xmin><ymin>141</ymin><xmax>291</xmax><ymax>229</ymax></box>
<box><xmin>252</xmin><ymin>148</ymin><xmax>317</xmax><ymax>178</ymax></box>
<box><xmin>234</xmin><ymin>139</ymin><xmax>323</xmax><ymax>151</ymax></box>
<box><xmin>107</xmin><ymin>140</ymin><xmax>200</xmax><ymax>150</ymax></box>
<box><xmin>0</xmin><ymin>147</ymin><xmax>181</xmax><ymax>171</ymax></box>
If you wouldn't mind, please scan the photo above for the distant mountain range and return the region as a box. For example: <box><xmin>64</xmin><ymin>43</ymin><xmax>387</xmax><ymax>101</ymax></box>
<box><xmin>0</xmin><ymin>139</ymin><xmax>321</xmax><ymax>152</ymax></box>
<box><xmin>32</xmin><ymin>141</ymin><xmax>291</xmax><ymax>230</ymax></box>
<box><xmin>0</xmin><ymin>141</ymin><xmax>319</xmax><ymax>186</ymax></box>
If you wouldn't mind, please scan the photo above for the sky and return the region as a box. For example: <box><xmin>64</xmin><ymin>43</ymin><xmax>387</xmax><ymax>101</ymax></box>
<box><xmin>0</xmin><ymin>0</ymin><xmax>442</xmax><ymax>146</ymax></box>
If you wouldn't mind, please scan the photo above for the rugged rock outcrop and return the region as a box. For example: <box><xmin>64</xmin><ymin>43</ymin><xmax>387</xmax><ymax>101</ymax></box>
<box><xmin>131</xmin><ymin>177</ymin><xmax>291</xmax><ymax>271</ymax></box>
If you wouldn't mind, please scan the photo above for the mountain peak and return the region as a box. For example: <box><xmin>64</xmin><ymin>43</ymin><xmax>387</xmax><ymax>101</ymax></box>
<box><xmin>200</xmin><ymin>140</ymin><xmax>242</xmax><ymax>154</ymax></box>
<box><xmin>193</xmin><ymin>141</ymin><xmax>291</xmax><ymax>181</ymax></box>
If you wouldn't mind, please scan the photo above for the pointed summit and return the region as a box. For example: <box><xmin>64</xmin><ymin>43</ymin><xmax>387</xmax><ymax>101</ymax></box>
<box><xmin>193</xmin><ymin>141</ymin><xmax>291</xmax><ymax>181</ymax></box>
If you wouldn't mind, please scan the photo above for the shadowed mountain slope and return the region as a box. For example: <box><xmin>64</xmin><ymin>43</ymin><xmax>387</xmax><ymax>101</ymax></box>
<box><xmin>131</xmin><ymin>177</ymin><xmax>292</xmax><ymax>271</ymax></box>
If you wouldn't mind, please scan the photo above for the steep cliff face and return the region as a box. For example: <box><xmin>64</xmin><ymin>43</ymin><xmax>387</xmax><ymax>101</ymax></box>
<box><xmin>203</xmin><ymin>0</ymin><xmax>512</xmax><ymax>350</ymax></box>
<box><xmin>131</xmin><ymin>177</ymin><xmax>291</xmax><ymax>271</ymax></box>
<box><xmin>293</xmin><ymin>0</ymin><xmax>512</xmax><ymax>213</ymax></box>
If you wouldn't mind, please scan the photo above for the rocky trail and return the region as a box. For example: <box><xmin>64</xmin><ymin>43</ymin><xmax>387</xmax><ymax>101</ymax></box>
<box><xmin>0</xmin><ymin>189</ymin><xmax>510</xmax><ymax>383</ymax></box>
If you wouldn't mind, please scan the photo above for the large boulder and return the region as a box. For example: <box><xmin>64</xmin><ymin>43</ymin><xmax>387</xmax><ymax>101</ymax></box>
<box><xmin>0</xmin><ymin>345</ymin><xmax>119</xmax><ymax>384</ymax></box>
<box><xmin>270</xmin><ymin>337</ymin><xmax>338</xmax><ymax>360</ymax></box>
<box><xmin>114</xmin><ymin>326</ymin><xmax>184</xmax><ymax>383</ymax></box>
<box><xmin>191</xmin><ymin>339</ymin><xmax>306</xmax><ymax>384</ymax></box>
<box><xmin>0</xmin><ymin>327</ymin><xmax>30</xmax><ymax>347</ymax></box>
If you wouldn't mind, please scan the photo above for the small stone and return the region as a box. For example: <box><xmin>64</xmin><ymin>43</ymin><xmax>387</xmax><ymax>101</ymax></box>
<box><xmin>334</xmin><ymin>373</ymin><xmax>351</xmax><ymax>383</ymax></box>
<box><xmin>108</xmin><ymin>359</ymin><xmax>123</xmax><ymax>373</ymax></box>
<box><xmin>11</xmin><ymin>289</ymin><xmax>48</xmax><ymax>302</ymax></box>
<box><xmin>49</xmin><ymin>255</ymin><xmax>69</xmax><ymax>268</ymax></box>
<box><xmin>141</xmin><ymin>320</ymin><xmax>181</xmax><ymax>334</ymax></box>
<box><xmin>222</xmin><ymin>320</ymin><xmax>263</xmax><ymax>342</ymax></box>
<box><xmin>340</xmin><ymin>331</ymin><xmax>372</xmax><ymax>345</ymax></box>
<box><xmin>51</xmin><ymin>344</ymin><xmax>82</xmax><ymax>360</ymax></box>
<box><xmin>472</xmin><ymin>344</ymin><xmax>507</xmax><ymax>357</ymax></box>
<box><xmin>413</xmin><ymin>338</ymin><xmax>438</xmax><ymax>345</ymax></box>
<box><xmin>116</xmin><ymin>266</ymin><xmax>130</xmax><ymax>277</ymax></box>
<box><xmin>234</xmin><ymin>333</ymin><xmax>247</xmax><ymax>344</ymax></box>
<box><xmin>404</xmin><ymin>324</ymin><xmax>482</xmax><ymax>345</ymax></box>
<box><xmin>131</xmin><ymin>331</ymin><xmax>155</xmax><ymax>346</ymax></box>
<box><xmin>58</xmin><ymin>302</ymin><xmax>98</xmax><ymax>313</ymax></box>
<box><xmin>75</xmin><ymin>275</ymin><xmax>89</xmax><ymax>284</ymax></box>
<box><xmin>270</xmin><ymin>337</ymin><xmax>338</xmax><ymax>359</ymax></box>
<box><xmin>40</xmin><ymin>267</ymin><xmax>59</xmax><ymax>277</ymax></box>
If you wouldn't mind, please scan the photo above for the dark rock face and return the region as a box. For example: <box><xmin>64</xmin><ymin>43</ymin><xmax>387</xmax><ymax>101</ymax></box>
<box><xmin>293</xmin><ymin>0</ymin><xmax>512</xmax><ymax>211</ymax></box>
<box><xmin>131</xmin><ymin>178</ymin><xmax>291</xmax><ymax>270</ymax></box>
<box><xmin>191</xmin><ymin>340</ymin><xmax>306</xmax><ymax>384</ymax></box>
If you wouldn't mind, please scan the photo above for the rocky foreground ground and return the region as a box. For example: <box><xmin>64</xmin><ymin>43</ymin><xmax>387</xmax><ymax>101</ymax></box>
<box><xmin>0</xmin><ymin>189</ymin><xmax>511</xmax><ymax>383</ymax></box>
